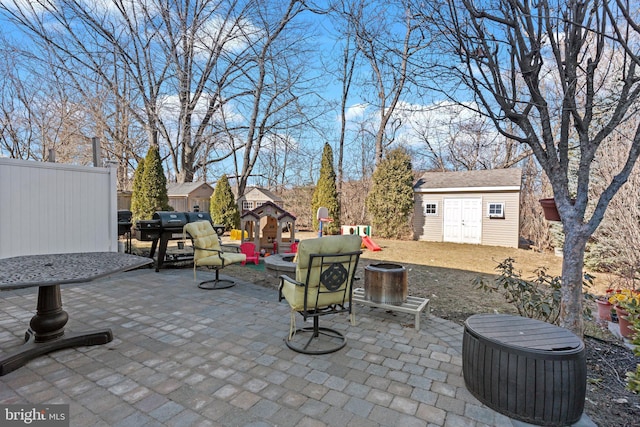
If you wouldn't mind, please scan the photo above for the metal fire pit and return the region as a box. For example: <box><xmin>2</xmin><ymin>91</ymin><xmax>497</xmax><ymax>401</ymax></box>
<box><xmin>363</xmin><ymin>263</ymin><xmax>407</xmax><ymax>305</ymax></box>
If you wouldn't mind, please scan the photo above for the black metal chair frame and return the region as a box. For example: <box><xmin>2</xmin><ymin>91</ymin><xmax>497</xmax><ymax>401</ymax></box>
<box><xmin>185</xmin><ymin>232</ymin><xmax>242</xmax><ymax>290</ymax></box>
<box><xmin>279</xmin><ymin>250</ymin><xmax>361</xmax><ymax>354</ymax></box>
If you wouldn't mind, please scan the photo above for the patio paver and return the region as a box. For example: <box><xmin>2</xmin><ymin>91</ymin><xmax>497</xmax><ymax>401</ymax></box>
<box><xmin>0</xmin><ymin>267</ymin><xmax>595</xmax><ymax>426</ymax></box>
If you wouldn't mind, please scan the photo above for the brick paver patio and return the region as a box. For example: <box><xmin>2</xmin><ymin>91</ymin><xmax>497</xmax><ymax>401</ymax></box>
<box><xmin>0</xmin><ymin>267</ymin><xmax>594</xmax><ymax>426</ymax></box>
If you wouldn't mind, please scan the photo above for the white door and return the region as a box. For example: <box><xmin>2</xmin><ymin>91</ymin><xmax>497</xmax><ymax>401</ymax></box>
<box><xmin>443</xmin><ymin>198</ymin><xmax>482</xmax><ymax>244</ymax></box>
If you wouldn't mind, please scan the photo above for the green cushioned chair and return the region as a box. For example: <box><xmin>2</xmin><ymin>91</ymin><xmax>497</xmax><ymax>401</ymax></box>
<box><xmin>278</xmin><ymin>235</ymin><xmax>362</xmax><ymax>354</ymax></box>
<box><xmin>184</xmin><ymin>221</ymin><xmax>246</xmax><ymax>290</ymax></box>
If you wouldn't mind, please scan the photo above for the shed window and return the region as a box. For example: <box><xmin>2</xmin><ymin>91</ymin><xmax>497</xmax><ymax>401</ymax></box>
<box><xmin>423</xmin><ymin>202</ymin><xmax>438</xmax><ymax>216</ymax></box>
<box><xmin>243</xmin><ymin>201</ymin><xmax>253</xmax><ymax>210</ymax></box>
<box><xmin>488</xmin><ymin>202</ymin><xmax>505</xmax><ymax>218</ymax></box>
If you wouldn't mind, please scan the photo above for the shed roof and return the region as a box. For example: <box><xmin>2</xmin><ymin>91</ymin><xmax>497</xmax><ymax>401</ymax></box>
<box><xmin>237</xmin><ymin>186</ymin><xmax>283</xmax><ymax>202</ymax></box>
<box><xmin>414</xmin><ymin>169</ymin><xmax>522</xmax><ymax>192</ymax></box>
<box><xmin>240</xmin><ymin>201</ymin><xmax>296</xmax><ymax>221</ymax></box>
<box><xmin>167</xmin><ymin>181</ymin><xmax>213</xmax><ymax>196</ymax></box>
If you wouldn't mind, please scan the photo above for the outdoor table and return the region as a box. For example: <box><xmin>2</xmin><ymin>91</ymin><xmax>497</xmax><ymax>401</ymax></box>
<box><xmin>0</xmin><ymin>252</ymin><xmax>152</xmax><ymax>376</ymax></box>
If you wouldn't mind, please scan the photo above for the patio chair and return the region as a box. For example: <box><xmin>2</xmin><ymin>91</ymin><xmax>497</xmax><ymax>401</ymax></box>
<box><xmin>240</xmin><ymin>242</ymin><xmax>260</xmax><ymax>265</ymax></box>
<box><xmin>285</xmin><ymin>241</ymin><xmax>298</xmax><ymax>254</ymax></box>
<box><xmin>278</xmin><ymin>235</ymin><xmax>362</xmax><ymax>354</ymax></box>
<box><xmin>184</xmin><ymin>221</ymin><xmax>246</xmax><ymax>290</ymax></box>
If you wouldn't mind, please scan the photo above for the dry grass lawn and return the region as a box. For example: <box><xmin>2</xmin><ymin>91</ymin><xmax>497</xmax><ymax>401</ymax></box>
<box><xmin>219</xmin><ymin>232</ymin><xmax>614</xmax><ymax>324</ymax></box>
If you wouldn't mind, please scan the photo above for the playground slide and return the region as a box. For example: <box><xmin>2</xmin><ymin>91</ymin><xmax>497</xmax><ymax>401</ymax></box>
<box><xmin>362</xmin><ymin>235</ymin><xmax>381</xmax><ymax>251</ymax></box>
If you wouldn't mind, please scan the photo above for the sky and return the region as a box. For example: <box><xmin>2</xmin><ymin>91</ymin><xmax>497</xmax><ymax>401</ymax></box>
<box><xmin>0</xmin><ymin>0</ymin><xmax>488</xmax><ymax>182</ymax></box>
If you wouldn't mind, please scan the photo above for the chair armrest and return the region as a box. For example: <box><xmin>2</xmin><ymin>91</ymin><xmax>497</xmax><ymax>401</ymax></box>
<box><xmin>279</xmin><ymin>274</ymin><xmax>304</xmax><ymax>286</ymax></box>
<box><xmin>278</xmin><ymin>274</ymin><xmax>304</xmax><ymax>301</ymax></box>
<box><xmin>193</xmin><ymin>246</ymin><xmax>223</xmax><ymax>256</ymax></box>
<box><xmin>220</xmin><ymin>244</ymin><xmax>240</xmax><ymax>253</ymax></box>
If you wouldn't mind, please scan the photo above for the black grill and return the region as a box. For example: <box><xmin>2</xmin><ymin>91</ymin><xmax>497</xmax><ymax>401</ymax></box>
<box><xmin>153</xmin><ymin>212</ymin><xmax>188</xmax><ymax>229</ymax></box>
<box><xmin>185</xmin><ymin>211</ymin><xmax>210</xmax><ymax>224</ymax></box>
<box><xmin>117</xmin><ymin>210</ymin><xmax>132</xmax><ymax>235</ymax></box>
<box><xmin>135</xmin><ymin>219</ymin><xmax>161</xmax><ymax>242</ymax></box>
<box><xmin>135</xmin><ymin>211</ymin><xmax>216</xmax><ymax>271</ymax></box>
<box><xmin>118</xmin><ymin>210</ymin><xmax>133</xmax><ymax>253</ymax></box>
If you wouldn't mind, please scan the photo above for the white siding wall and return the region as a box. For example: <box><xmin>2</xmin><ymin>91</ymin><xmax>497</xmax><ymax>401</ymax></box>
<box><xmin>413</xmin><ymin>194</ymin><xmax>444</xmax><ymax>242</ymax></box>
<box><xmin>0</xmin><ymin>158</ymin><xmax>118</xmax><ymax>258</ymax></box>
<box><xmin>481</xmin><ymin>191</ymin><xmax>521</xmax><ymax>248</ymax></box>
<box><xmin>413</xmin><ymin>190</ymin><xmax>520</xmax><ymax>248</ymax></box>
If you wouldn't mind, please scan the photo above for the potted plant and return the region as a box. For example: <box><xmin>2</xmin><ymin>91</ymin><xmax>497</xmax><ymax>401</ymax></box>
<box><xmin>595</xmin><ymin>295</ymin><xmax>614</xmax><ymax>322</ymax></box>
<box><xmin>539</xmin><ymin>197</ymin><xmax>576</xmax><ymax>222</ymax></box>
<box><xmin>609</xmin><ymin>290</ymin><xmax>640</xmax><ymax>339</ymax></box>
<box><xmin>625</xmin><ymin>314</ymin><xmax>640</xmax><ymax>394</ymax></box>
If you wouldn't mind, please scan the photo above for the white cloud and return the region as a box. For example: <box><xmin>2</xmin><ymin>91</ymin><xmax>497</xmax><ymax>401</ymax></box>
<box><xmin>1</xmin><ymin>0</ymin><xmax>55</xmax><ymax>16</ymax></box>
<box><xmin>158</xmin><ymin>92</ymin><xmax>243</xmax><ymax>136</ymax></box>
<box><xmin>195</xmin><ymin>14</ymin><xmax>260</xmax><ymax>57</ymax></box>
<box><xmin>344</xmin><ymin>103</ymin><xmax>369</xmax><ymax>121</ymax></box>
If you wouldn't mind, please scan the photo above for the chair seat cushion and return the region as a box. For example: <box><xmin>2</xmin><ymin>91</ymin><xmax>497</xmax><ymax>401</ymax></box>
<box><xmin>281</xmin><ymin>277</ymin><xmax>347</xmax><ymax>311</ymax></box>
<box><xmin>197</xmin><ymin>252</ymin><xmax>246</xmax><ymax>267</ymax></box>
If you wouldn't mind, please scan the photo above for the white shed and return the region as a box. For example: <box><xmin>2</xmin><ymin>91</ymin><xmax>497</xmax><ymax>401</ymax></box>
<box><xmin>413</xmin><ymin>169</ymin><xmax>522</xmax><ymax>248</ymax></box>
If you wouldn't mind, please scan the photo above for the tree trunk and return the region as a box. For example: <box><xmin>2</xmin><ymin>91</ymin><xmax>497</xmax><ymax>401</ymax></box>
<box><xmin>559</xmin><ymin>228</ymin><xmax>589</xmax><ymax>336</ymax></box>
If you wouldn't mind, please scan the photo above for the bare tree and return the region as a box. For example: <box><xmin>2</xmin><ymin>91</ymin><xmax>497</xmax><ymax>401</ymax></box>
<box><xmin>1</xmin><ymin>0</ymin><xmax>313</xmax><ymax>190</ymax></box>
<box><xmin>339</xmin><ymin>0</ymin><xmax>431</xmax><ymax>164</ymax></box>
<box><xmin>586</xmin><ymin>119</ymin><xmax>640</xmax><ymax>284</ymax></box>
<box><xmin>230</xmin><ymin>0</ymin><xmax>311</xmax><ymax>197</ymax></box>
<box><xmin>0</xmin><ymin>39</ymin><xmax>95</xmax><ymax>163</ymax></box>
<box><xmin>419</xmin><ymin>0</ymin><xmax>640</xmax><ymax>334</ymax></box>
<box><xmin>323</xmin><ymin>1</ymin><xmax>360</xmax><ymax>196</ymax></box>
<box><xmin>0</xmin><ymin>41</ymin><xmax>38</xmax><ymax>160</ymax></box>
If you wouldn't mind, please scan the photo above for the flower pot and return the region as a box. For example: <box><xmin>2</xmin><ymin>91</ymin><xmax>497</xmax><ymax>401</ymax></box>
<box><xmin>615</xmin><ymin>306</ymin><xmax>636</xmax><ymax>339</ymax></box>
<box><xmin>595</xmin><ymin>299</ymin><xmax>613</xmax><ymax>322</ymax></box>
<box><xmin>539</xmin><ymin>198</ymin><xmax>576</xmax><ymax>221</ymax></box>
<box><xmin>539</xmin><ymin>198</ymin><xmax>561</xmax><ymax>221</ymax></box>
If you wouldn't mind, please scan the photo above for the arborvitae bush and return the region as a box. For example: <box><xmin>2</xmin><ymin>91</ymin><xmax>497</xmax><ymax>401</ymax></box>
<box><xmin>311</xmin><ymin>143</ymin><xmax>340</xmax><ymax>234</ymax></box>
<box><xmin>136</xmin><ymin>146</ymin><xmax>171</xmax><ymax>221</ymax></box>
<box><xmin>365</xmin><ymin>148</ymin><xmax>414</xmax><ymax>238</ymax></box>
<box><xmin>130</xmin><ymin>158</ymin><xmax>146</xmax><ymax>224</ymax></box>
<box><xmin>210</xmin><ymin>174</ymin><xmax>240</xmax><ymax>230</ymax></box>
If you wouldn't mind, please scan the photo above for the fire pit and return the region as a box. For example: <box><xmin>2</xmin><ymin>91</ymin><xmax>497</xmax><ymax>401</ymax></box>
<box><xmin>264</xmin><ymin>254</ymin><xmax>296</xmax><ymax>276</ymax></box>
<box><xmin>364</xmin><ymin>263</ymin><xmax>407</xmax><ymax>304</ymax></box>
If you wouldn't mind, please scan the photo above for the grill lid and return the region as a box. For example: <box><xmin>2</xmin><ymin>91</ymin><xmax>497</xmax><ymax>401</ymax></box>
<box><xmin>185</xmin><ymin>212</ymin><xmax>212</xmax><ymax>224</ymax></box>
<box><xmin>152</xmin><ymin>212</ymin><xmax>188</xmax><ymax>228</ymax></box>
<box><xmin>118</xmin><ymin>210</ymin><xmax>132</xmax><ymax>223</ymax></box>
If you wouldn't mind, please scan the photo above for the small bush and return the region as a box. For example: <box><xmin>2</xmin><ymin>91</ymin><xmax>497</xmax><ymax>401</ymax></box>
<box><xmin>473</xmin><ymin>258</ymin><xmax>594</xmax><ymax>325</ymax></box>
<box><xmin>625</xmin><ymin>303</ymin><xmax>640</xmax><ymax>394</ymax></box>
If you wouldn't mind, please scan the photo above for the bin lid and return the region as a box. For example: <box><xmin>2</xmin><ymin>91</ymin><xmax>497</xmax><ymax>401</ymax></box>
<box><xmin>465</xmin><ymin>314</ymin><xmax>583</xmax><ymax>352</ymax></box>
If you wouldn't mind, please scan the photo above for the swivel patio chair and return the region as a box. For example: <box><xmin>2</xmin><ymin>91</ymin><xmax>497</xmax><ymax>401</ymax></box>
<box><xmin>240</xmin><ymin>242</ymin><xmax>260</xmax><ymax>265</ymax></box>
<box><xmin>278</xmin><ymin>235</ymin><xmax>362</xmax><ymax>354</ymax></box>
<box><xmin>184</xmin><ymin>221</ymin><xmax>246</xmax><ymax>290</ymax></box>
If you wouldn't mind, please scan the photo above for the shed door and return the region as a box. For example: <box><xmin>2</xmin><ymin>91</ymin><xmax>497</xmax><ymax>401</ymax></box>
<box><xmin>443</xmin><ymin>198</ymin><xmax>482</xmax><ymax>244</ymax></box>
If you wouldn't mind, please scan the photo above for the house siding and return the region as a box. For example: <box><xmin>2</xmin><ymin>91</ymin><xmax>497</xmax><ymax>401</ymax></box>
<box><xmin>413</xmin><ymin>190</ymin><xmax>520</xmax><ymax>248</ymax></box>
<box><xmin>238</xmin><ymin>188</ymin><xmax>284</xmax><ymax>211</ymax></box>
<box><xmin>413</xmin><ymin>193</ymin><xmax>444</xmax><ymax>242</ymax></box>
<box><xmin>480</xmin><ymin>191</ymin><xmax>520</xmax><ymax>248</ymax></box>
<box><xmin>169</xmin><ymin>185</ymin><xmax>212</xmax><ymax>212</ymax></box>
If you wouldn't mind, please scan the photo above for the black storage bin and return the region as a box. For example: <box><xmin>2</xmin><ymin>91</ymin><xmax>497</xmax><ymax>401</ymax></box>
<box><xmin>462</xmin><ymin>314</ymin><xmax>586</xmax><ymax>426</ymax></box>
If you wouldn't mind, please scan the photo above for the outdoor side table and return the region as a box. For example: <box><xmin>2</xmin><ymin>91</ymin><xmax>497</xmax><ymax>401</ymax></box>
<box><xmin>462</xmin><ymin>314</ymin><xmax>586</xmax><ymax>427</ymax></box>
<box><xmin>0</xmin><ymin>252</ymin><xmax>152</xmax><ymax>376</ymax></box>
